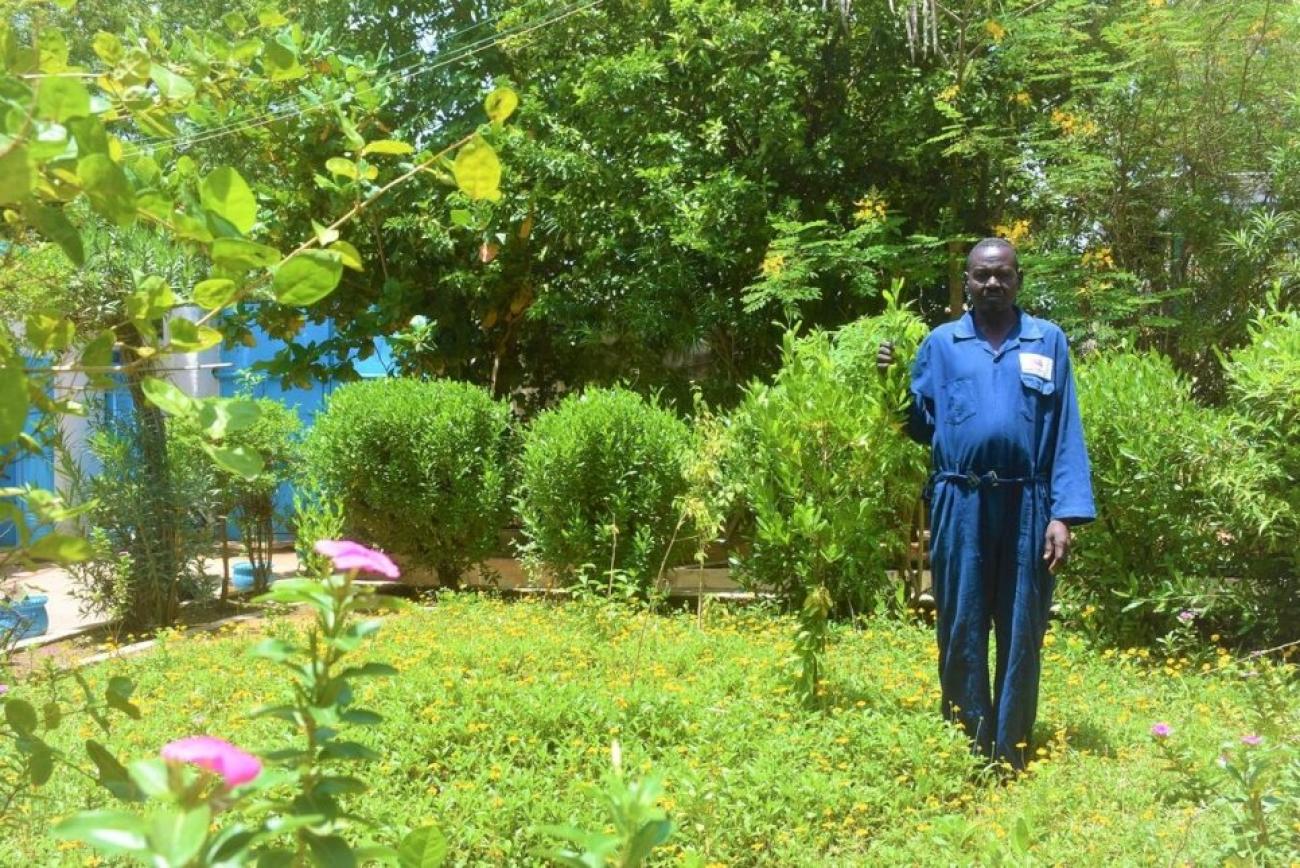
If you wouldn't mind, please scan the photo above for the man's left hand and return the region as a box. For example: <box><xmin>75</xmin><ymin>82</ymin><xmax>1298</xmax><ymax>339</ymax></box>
<box><xmin>1042</xmin><ymin>520</ymin><xmax>1071</xmax><ymax>573</ymax></box>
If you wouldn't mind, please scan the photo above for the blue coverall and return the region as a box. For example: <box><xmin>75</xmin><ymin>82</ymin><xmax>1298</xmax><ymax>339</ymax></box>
<box><xmin>907</xmin><ymin>309</ymin><xmax>1095</xmax><ymax>769</ymax></box>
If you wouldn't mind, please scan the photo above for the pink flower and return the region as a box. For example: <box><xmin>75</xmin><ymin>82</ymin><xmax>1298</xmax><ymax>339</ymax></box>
<box><xmin>0</xmin><ymin>684</ymin><xmax>8</xmax><ymax>696</ymax></box>
<box><xmin>161</xmin><ymin>736</ymin><xmax>262</xmax><ymax>788</ymax></box>
<box><xmin>1150</xmin><ymin>722</ymin><xmax>1172</xmax><ymax>739</ymax></box>
<box><xmin>1176</xmin><ymin>609</ymin><xmax>1196</xmax><ymax>624</ymax></box>
<box><xmin>1241</xmin><ymin>734</ymin><xmax>1262</xmax><ymax>746</ymax></box>
<box><xmin>313</xmin><ymin>540</ymin><xmax>400</xmax><ymax>580</ymax></box>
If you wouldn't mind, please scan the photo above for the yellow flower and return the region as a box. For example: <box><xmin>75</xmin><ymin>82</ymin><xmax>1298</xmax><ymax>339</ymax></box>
<box><xmin>938</xmin><ymin>84</ymin><xmax>960</xmax><ymax>102</ymax></box>
<box><xmin>993</xmin><ymin>219</ymin><xmax>1031</xmax><ymax>245</ymax></box>
<box><xmin>1013</xmin><ymin>91</ymin><xmax>1032</xmax><ymax>107</ymax></box>
<box><xmin>985</xmin><ymin>19</ymin><xmax>1007</xmax><ymax>42</ymax></box>
<box><xmin>854</xmin><ymin>190</ymin><xmax>889</xmax><ymax>223</ymax></box>
<box><xmin>761</xmin><ymin>252</ymin><xmax>785</xmax><ymax>277</ymax></box>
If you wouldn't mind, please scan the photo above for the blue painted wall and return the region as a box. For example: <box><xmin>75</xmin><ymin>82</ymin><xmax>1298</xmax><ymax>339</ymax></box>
<box><xmin>215</xmin><ymin>320</ymin><xmax>393</xmax><ymax>541</ymax></box>
<box><xmin>1</xmin><ymin>324</ymin><xmax>392</xmax><ymax>550</ymax></box>
<box><xmin>0</xmin><ymin>404</ymin><xmax>56</xmax><ymax>548</ymax></box>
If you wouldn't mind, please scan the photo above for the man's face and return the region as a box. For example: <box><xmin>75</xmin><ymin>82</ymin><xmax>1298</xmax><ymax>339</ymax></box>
<box><xmin>965</xmin><ymin>245</ymin><xmax>1022</xmax><ymax>317</ymax></box>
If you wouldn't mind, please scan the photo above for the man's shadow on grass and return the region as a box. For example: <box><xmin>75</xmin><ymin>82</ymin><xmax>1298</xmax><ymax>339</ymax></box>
<box><xmin>1035</xmin><ymin>717</ymin><xmax>1118</xmax><ymax>759</ymax></box>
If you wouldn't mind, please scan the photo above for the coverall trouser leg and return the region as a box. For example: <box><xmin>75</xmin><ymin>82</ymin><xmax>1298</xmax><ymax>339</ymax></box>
<box><xmin>929</xmin><ymin>480</ymin><xmax>1054</xmax><ymax>769</ymax></box>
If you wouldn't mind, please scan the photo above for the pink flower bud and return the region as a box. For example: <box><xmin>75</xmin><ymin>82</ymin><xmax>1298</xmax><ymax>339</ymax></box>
<box><xmin>1240</xmin><ymin>734</ymin><xmax>1262</xmax><ymax>746</ymax></box>
<box><xmin>1150</xmin><ymin>722</ymin><xmax>1172</xmax><ymax>739</ymax></box>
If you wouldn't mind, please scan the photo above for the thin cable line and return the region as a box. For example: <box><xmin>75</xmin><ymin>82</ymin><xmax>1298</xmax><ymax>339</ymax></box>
<box><xmin>118</xmin><ymin>6</ymin><xmax>515</xmax><ymax>152</ymax></box>
<box><xmin>118</xmin><ymin>0</ymin><xmax>601</xmax><ymax>159</ymax></box>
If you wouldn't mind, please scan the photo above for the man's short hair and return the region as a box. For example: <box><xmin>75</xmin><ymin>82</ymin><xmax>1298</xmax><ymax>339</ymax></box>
<box><xmin>968</xmin><ymin>237</ymin><xmax>1019</xmax><ymax>267</ymax></box>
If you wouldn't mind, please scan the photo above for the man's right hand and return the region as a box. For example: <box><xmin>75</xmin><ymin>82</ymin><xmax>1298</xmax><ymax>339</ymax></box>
<box><xmin>876</xmin><ymin>341</ymin><xmax>895</xmax><ymax>372</ymax></box>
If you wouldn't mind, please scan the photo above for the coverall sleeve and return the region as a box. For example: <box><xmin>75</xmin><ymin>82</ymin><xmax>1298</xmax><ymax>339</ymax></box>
<box><xmin>905</xmin><ymin>335</ymin><xmax>936</xmax><ymax>445</ymax></box>
<box><xmin>1049</xmin><ymin>344</ymin><xmax>1096</xmax><ymax>524</ymax></box>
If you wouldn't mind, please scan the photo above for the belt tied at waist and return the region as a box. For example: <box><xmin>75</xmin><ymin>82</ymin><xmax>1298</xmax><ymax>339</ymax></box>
<box><xmin>925</xmin><ymin>469</ymin><xmax>1047</xmax><ymax>499</ymax></box>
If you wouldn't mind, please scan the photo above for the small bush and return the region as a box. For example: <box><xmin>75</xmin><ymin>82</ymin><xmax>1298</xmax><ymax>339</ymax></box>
<box><xmin>302</xmin><ymin>378</ymin><xmax>513</xmax><ymax>586</ymax></box>
<box><xmin>719</xmin><ymin>297</ymin><xmax>930</xmax><ymax>620</ymax></box>
<box><xmin>516</xmin><ymin>387</ymin><xmax>691</xmax><ymax>592</ymax></box>
<box><xmin>1071</xmin><ymin>352</ymin><xmax>1292</xmax><ymax>644</ymax></box>
<box><xmin>171</xmin><ymin>396</ymin><xmax>301</xmax><ymax>592</ymax></box>
<box><xmin>69</xmin><ymin>410</ymin><xmax>215</xmax><ymax>629</ymax></box>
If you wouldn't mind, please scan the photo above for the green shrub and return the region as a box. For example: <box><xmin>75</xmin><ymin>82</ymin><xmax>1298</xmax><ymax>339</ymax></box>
<box><xmin>720</xmin><ymin>297</ymin><xmax>930</xmax><ymax>622</ymax></box>
<box><xmin>1223</xmin><ymin>304</ymin><xmax>1300</xmax><ymax>640</ymax></box>
<box><xmin>171</xmin><ymin>396</ymin><xmax>301</xmax><ymax>592</ymax></box>
<box><xmin>68</xmin><ymin>409</ymin><xmax>216</xmax><ymax>629</ymax></box>
<box><xmin>1225</xmin><ymin>304</ymin><xmax>1300</xmax><ymax>531</ymax></box>
<box><xmin>1071</xmin><ymin>352</ymin><xmax>1292</xmax><ymax>644</ymax></box>
<box><xmin>516</xmin><ymin>387</ymin><xmax>691</xmax><ymax>592</ymax></box>
<box><xmin>302</xmin><ymin>378</ymin><xmax>512</xmax><ymax>586</ymax></box>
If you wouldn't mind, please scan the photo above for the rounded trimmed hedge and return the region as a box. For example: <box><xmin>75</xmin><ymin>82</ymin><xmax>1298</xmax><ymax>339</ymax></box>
<box><xmin>302</xmin><ymin>378</ymin><xmax>512</xmax><ymax>586</ymax></box>
<box><xmin>516</xmin><ymin>387</ymin><xmax>691</xmax><ymax>592</ymax></box>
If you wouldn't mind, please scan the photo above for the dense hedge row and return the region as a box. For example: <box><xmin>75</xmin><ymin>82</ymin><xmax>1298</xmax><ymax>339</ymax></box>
<box><xmin>294</xmin><ymin>307</ymin><xmax>1300</xmax><ymax>647</ymax></box>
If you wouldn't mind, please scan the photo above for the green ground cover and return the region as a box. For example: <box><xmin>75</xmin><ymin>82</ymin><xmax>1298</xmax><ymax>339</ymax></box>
<box><xmin>6</xmin><ymin>596</ymin><xmax>1296</xmax><ymax>866</ymax></box>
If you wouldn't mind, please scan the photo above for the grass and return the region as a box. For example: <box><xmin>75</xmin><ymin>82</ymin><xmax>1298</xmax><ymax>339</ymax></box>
<box><xmin>3</xmin><ymin>594</ymin><xmax>1297</xmax><ymax>866</ymax></box>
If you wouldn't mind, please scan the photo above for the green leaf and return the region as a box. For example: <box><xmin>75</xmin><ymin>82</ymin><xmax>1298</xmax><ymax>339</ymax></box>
<box><xmin>273</xmin><ymin>250</ymin><xmax>343</xmax><ymax>306</ymax></box>
<box><xmin>258</xmin><ymin>7</ymin><xmax>290</xmax><ymax>27</ymax></box>
<box><xmin>200</xmin><ymin>167</ymin><xmax>257</xmax><ymax>234</ymax></box>
<box><xmin>452</xmin><ymin>136</ymin><xmax>501</xmax><ymax>202</ymax></box>
<box><xmin>24</xmin><ymin>312</ymin><xmax>74</xmax><ymax>353</ymax></box>
<box><xmin>77</xmin><ymin>154</ymin><xmax>136</xmax><ymax>225</ymax></box>
<box><xmin>23</xmin><ymin>203</ymin><xmax>85</xmax><ymax>265</ymax></box>
<box><xmin>398</xmin><ymin>826</ymin><xmax>448</xmax><ymax>868</ymax></box>
<box><xmin>306</xmin><ymin>833</ymin><xmax>357</xmax><ymax>868</ymax></box>
<box><xmin>69</xmin><ymin>116</ymin><xmax>109</xmax><ymax>156</ymax></box>
<box><xmin>212</xmin><ymin>237</ymin><xmax>280</xmax><ymax>271</ymax></box>
<box><xmin>263</xmin><ymin>39</ymin><xmax>304</xmax><ymax>81</ymax></box>
<box><xmin>42</xmin><ymin>701</ymin><xmax>62</xmax><ymax>730</ymax></box>
<box><xmin>449</xmin><ymin>208</ymin><xmax>472</xmax><ymax>228</ymax></box>
<box><xmin>168</xmin><ymin>318</ymin><xmax>222</xmax><ymax>352</ymax></box>
<box><xmin>4</xmin><ymin>699</ymin><xmax>38</xmax><ymax>735</ymax></box>
<box><xmin>361</xmin><ymin>139</ymin><xmax>413</xmax><ymax>157</ymax></box>
<box><xmin>27</xmin><ymin>533</ymin><xmax>93</xmax><ymax>564</ymax></box>
<box><xmin>91</xmin><ymin>31</ymin><xmax>123</xmax><ymax>63</ymax></box>
<box><xmin>338</xmin><ymin>662</ymin><xmax>398</xmax><ymax>679</ymax></box>
<box><xmin>152</xmin><ymin>804</ymin><xmax>211</xmax><ymax>867</ymax></box>
<box><xmin>198</xmin><ymin>398</ymin><xmax>260</xmax><ymax>440</ymax></box>
<box><xmin>250</xmin><ymin>638</ymin><xmax>295</xmax><ymax>661</ymax></box>
<box><xmin>52</xmin><ymin>810</ymin><xmax>149</xmax><ymax>856</ymax></box>
<box><xmin>0</xmin><ymin>363</ymin><xmax>27</xmax><ymax>442</ymax></box>
<box><xmin>193</xmin><ymin>277</ymin><xmax>240</xmax><ymax>310</ymax></box>
<box><xmin>1012</xmin><ymin>816</ymin><xmax>1032</xmax><ymax>854</ymax></box>
<box><xmin>37</xmin><ymin>77</ymin><xmax>91</xmax><ymax>122</ymax></box>
<box><xmin>319</xmin><ymin>740</ymin><xmax>381</xmax><ymax>762</ymax></box>
<box><xmin>150</xmin><ymin>63</ymin><xmax>195</xmax><ymax>101</ymax></box>
<box><xmin>0</xmin><ymin>145</ymin><xmax>33</xmax><ymax>204</ymax></box>
<box><xmin>329</xmin><ymin>240</ymin><xmax>363</xmax><ymax>272</ymax></box>
<box><xmin>127</xmin><ymin>759</ymin><xmax>171</xmax><ymax>799</ymax></box>
<box><xmin>484</xmin><ymin>86</ymin><xmax>518</xmax><ymax>124</ymax></box>
<box><xmin>141</xmin><ymin>377</ymin><xmax>195</xmax><ymax>416</ymax></box>
<box><xmin>211</xmin><ymin>237</ymin><xmax>280</xmax><ymax>271</ymax></box>
<box><xmin>325</xmin><ymin>157</ymin><xmax>358</xmax><ymax>180</ymax></box>
<box><xmin>126</xmin><ymin>275</ymin><xmax>175</xmax><ymax>322</ymax></box>
<box><xmin>202</xmin><ymin>442</ymin><xmax>264</xmax><ymax>479</ymax></box>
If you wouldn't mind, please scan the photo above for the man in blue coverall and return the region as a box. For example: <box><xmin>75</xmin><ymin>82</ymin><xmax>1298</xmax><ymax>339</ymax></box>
<box><xmin>877</xmin><ymin>238</ymin><xmax>1095</xmax><ymax>770</ymax></box>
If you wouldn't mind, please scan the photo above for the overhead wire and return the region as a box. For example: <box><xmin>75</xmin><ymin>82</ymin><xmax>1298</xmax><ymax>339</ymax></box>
<box><xmin>118</xmin><ymin>4</ymin><xmax>517</xmax><ymax>153</ymax></box>
<box><xmin>118</xmin><ymin>0</ymin><xmax>603</xmax><ymax>159</ymax></box>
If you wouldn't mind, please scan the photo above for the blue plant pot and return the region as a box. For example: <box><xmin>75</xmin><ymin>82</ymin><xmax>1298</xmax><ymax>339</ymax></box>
<box><xmin>0</xmin><ymin>594</ymin><xmax>50</xmax><ymax>641</ymax></box>
<box><xmin>231</xmin><ymin>562</ymin><xmax>256</xmax><ymax>592</ymax></box>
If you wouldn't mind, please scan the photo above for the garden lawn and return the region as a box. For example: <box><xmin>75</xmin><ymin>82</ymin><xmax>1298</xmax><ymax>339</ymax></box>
<box><xmin>4</xmin><ymin>595</ymin><xmax>1295</xmax><ymax>866</ymax></box>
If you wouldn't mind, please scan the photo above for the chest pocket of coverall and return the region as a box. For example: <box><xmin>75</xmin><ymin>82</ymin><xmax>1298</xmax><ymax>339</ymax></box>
<box><xmin>944</xmin><ymin>377</ymin><xmax>976</xmax><ymax>426</ymax></box>
<box><xmin>1019</xmin><ymin>375</ymin><xmax>1055</xmax><ymax>421</ymax></box>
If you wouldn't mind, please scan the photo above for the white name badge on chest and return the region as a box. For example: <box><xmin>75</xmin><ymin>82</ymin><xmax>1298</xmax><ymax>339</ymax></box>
<box><xmin>1019</xmin><ymin>352</ymin><xmax>1053</xmax><ymax>381</ymax></box>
